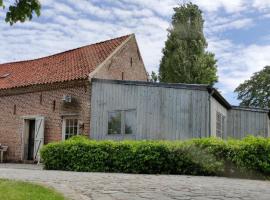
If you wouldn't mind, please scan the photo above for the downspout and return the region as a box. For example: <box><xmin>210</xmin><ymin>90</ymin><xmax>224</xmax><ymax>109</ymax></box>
<box><xmin>208</xmin><ymin>88</ymin><xmax>214</xmax><ymax>138</ymax></box>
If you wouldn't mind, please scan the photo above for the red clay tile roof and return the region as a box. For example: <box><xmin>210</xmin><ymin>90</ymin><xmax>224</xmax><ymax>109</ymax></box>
<box><xmin>0</xmin><ymin>34</ymin><xmax>130</xmax><ymax>90</ymax></box>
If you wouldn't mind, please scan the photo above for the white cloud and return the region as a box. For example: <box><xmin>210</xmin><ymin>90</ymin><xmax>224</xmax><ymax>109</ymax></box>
<box><xmin>253</xmin><ymin>0</ymin><xmax>270</xmax><ymax>9</ymax></box>
<box><xmin>262</xmin><ymin>13</ymin><xmax>270</xmax><ymax>18</ymax></box>
<box><xmin>193</xmin><ymin>0</ymin><xmax>245</xmax><ymax>13</ymax></box>
<box><xmin>52</xmin><ymin>2</ymin><xmax>77</xmax><ymax>16</ymax></box>
<box><xmin>1</xmin><ymin>0</ymin><xmax>270</xmax><ymax>105</ymax></box>
<box><xmin>206</xmin><ymin>18</ymin><xmax>254</xmax><ymax>34</ymax></box>
<box><xmin>115</xmin><ymin>0</ymin><xmax>177</xmax><ymax>17</ymax></box>
<box><xmin>42</xmin><ymin>8</ymin><xmax>57</xmax><ymax>19</ymax></box>
<box><xmin>66</xmin><ymin>0</ymin><xmax>113</xmax><ymax>20</ymax></box>
<box><xmin>209</xmin><ymin>38</ymin><xmax>270</xmax><ymax>95</ymax></box>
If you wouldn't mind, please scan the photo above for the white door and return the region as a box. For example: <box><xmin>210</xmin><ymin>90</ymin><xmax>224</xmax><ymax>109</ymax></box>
<box><xmin>34</xmin><ymin>117</ymin><xmax>45</xmax><ymax>162</ymax></box>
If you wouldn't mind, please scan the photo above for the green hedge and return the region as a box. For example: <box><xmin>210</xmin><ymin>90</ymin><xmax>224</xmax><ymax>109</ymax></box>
<box><xmin>40</xmin><ymin>136</ymin><xmax>270</xmax><ymax>179</ymax></box>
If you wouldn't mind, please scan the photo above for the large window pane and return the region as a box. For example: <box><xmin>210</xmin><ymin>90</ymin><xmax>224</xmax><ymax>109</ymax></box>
<box><xmin>108</xmin><ymin>111</ymin><xmax>121</xmax><ymax>134</ymax></box>
<box><xmin>125</xmin><ymin>110</ymin><xmax>136</xmax><ymax>134</ymax></box>
<box><xmin>74</xmin><ymin>126</ymin><xmax>78</xmax><ymax>135</ymax></box>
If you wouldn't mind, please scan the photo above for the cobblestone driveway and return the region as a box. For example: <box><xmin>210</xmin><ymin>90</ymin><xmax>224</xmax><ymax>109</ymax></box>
<box><xmin>0</xmin><ymin>164</ymin><xmax>270</xmax><ymax>200</ymax></box>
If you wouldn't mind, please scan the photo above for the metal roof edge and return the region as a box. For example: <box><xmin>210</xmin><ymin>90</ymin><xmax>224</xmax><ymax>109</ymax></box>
<box><xmin>231</xmin><ymin>105</ymin><xmax>270</xmax><ymax>113</ymax></box>
<box><xmin>91</xmin><ymin>78</ymin><xmax>209</xmax><ymax>91</ymax></box>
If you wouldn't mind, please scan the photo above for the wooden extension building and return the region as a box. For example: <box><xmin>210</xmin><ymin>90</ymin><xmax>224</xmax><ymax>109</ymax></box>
<box><xmin>90</xmin><ymin>79</ymin><xmax>270</xmax><ymax>140</ymax></box>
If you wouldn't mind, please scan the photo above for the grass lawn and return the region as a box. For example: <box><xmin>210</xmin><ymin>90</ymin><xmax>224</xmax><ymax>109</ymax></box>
<box><xmin>0</xmin><ymin>179</ymin><xmax>66</xmax><ymax>200</ymax></box>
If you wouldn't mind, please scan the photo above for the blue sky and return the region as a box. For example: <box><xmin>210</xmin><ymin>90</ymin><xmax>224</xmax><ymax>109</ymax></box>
<box><xmin>1</xmin><ymin>0</ymin><xmax>270</xmax><ymax>105</ymax></box>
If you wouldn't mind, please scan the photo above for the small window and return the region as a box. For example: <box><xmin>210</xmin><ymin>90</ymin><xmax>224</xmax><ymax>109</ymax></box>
<box><xmin>108</xmin><ymin>111</ymin><xmax>121</xmax><ymax>135</ymax></box>
<box><xmin>216</xmin><ymin>112</ymin><xmax>225</xmax><ymax>138</ymax></box>
<box><xmin>63</xmin><ymin>118</ymin><xmax>79</xmax><ymax>140</ymax></box>
<box><xmin>108</xmin><ymin>109</ymin><xmax>136</xmax><ymax>135</ymax></box>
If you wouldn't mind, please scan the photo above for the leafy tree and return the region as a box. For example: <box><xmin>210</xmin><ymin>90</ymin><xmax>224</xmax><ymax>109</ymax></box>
<box><xmin>150</xmin><ymin>71</ymin><xmax>158</xmax><ymax>82</ymax></box>
<box><xmin>0</xmin><ymin>0</ymin><xmax>41</xmax><ymax>25</ymax></box>
<box><xmin>159</xmin><ymin>3</ymin><xmax>218</xmax><ymax>85</ymax></box>
<box><xmin>235</xmin><ymin>66</ymin><xmax>270</xmax><ymax>108</ymax></box>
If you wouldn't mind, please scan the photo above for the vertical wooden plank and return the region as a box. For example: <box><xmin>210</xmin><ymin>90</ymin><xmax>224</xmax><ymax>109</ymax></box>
<box><xmin>99</xmin><ymin>82</ymin><xmax>104</xmax><ymax>139</ymax></box>
<box><xmin>96</xmin><ymin>81</ymin><xmax>102</xmax><ymax>139</ymax></box>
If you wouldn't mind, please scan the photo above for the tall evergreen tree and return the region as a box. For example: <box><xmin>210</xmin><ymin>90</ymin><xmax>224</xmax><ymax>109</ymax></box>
<box><xmin>159</xmin><ymin>3</ymin><xmax>217</xmax><ymax>85</ymax></box>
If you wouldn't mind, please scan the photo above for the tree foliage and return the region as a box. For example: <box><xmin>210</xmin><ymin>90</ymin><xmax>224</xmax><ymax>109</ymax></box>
<box><xmin>149</xmin><ymin>71</ymin><xmax>158</xmax><ymax>82</ymax></box>
<box><xmin>159</xmin><ymin>3</ymin><xmax>218</xmax><ymax>85</ymax></box>
<box><xmin>0</xmin><ymin>0</ymin><xmax>41</xmax><ymax>25</ymax></box>
<box><xmin>235</xmin><ymin>66</ymin><xmax>270</xmax><ymax>108</ymax></box>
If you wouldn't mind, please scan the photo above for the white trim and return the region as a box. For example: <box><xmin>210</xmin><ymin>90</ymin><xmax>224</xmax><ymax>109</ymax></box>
<box><xmin>60</xmin><ymin>113</ymin><xmax>79</xmax><ymax>117</ymax></box>
<box><xmin>61</xmin><ymin>119</ymin><xmax>66</xmax><ymax>141</ymax></box>
<box><xmin>21</xmin><ymin>115</ymin><xmax>45</xmax><ymax>161</ymax></box>
<box><xmin>21</xmin><ymin>115</ymin><xmax>43</xmax><ymax>120</ymax></box>
<box><xmin>34</xmin><ymin>117</ymin><xmax>45</xmax><ymax>163</ymax></box>
<box><xmin>62</xmin><ymin>117</ymin><xmax>79</xmax><ymax>140</ymax></box>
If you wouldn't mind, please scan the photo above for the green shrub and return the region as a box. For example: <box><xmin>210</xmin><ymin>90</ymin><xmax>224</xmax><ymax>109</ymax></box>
<box><xmin>192</xmin><ymin>136</ymin><xmax>270</xmax><ymax>179</ymax></box>
<box><xmin>231</xmin><ymin>136</ymin><xmax>270</xmax><ymax>177</ymax></box>
<box><xmin>40</xmin><ymin>135</ymin><xmax>270</xmax><ymax>179</ymax></box>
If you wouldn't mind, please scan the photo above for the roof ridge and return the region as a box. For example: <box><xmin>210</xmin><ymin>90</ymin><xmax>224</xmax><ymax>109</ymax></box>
<box><xmin>0</xmin><ymin>34</ymin><xmax>132</xmax><ymax>66</ymax></box>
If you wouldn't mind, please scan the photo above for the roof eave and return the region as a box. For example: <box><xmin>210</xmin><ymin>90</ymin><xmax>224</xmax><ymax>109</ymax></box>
<box><xmin>207</xmin><ymin>87</ymin><xmax>232</xmax><ymax>109</ymax></box>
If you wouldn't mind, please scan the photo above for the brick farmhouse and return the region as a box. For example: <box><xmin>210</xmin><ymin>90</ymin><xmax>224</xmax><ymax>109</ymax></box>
<box><xmin>0</xmin><ymin>34</ymin><xmax>148</xmax><ymax>161</ymax></box>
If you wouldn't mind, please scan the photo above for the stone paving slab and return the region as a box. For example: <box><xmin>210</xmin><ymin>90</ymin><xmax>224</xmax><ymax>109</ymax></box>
<box><xmin>0</xmin><ymin>164</ymin><xmax>270</xmax><ymax>200</ymax></box>
<box><xmin>0</xmin><ymin>163</ymin><xmax>43</xmax><ymax>170</ymax></box>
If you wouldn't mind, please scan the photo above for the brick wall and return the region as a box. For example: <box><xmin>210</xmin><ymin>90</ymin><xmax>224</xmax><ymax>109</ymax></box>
<box><xmin>0</xmin><ymin>80</ymin><xmax>91</xmax><ymax>161</ymax></box>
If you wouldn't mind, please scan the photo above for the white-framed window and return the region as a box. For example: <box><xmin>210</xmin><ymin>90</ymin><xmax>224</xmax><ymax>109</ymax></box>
<box><xmin>216</xmin><ymin>112</ymin><xmax>225</xmax><ymax>138</ymax></box>
<box><xmin>108</xmin><ymin>109</ymin><xmax>136</xmax><ymax>135</ymax></box>
<box><xmin>62</xmin><ymin>118</ymin><xmax>79</xmax><ymax>140</ymax></box>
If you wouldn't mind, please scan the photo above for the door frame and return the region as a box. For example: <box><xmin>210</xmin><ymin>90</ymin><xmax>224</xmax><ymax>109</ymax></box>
<box><xmin>21</xmin><ymin>115</ymin><xmax>45</xmax><ymax>161</ymax></box>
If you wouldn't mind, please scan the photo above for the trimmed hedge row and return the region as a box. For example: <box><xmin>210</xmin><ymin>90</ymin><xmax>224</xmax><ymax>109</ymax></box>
<box><xmin>40</xmin><ymin>136</ymin><xmax>270</xmax><ymax>179</ymax></box>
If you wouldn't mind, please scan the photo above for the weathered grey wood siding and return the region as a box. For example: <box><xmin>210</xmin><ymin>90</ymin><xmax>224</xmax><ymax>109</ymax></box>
<box><xmin>227</xmin><ymin>108</ymin><xmax>270</xmax><ymax>138</ymax></box>
<box><xmin>90</xmin><ymin>80</ymin><xmax>210</xmax><ymax>140</ymax></box>
<box><xmin>210</xmin><ymin>97</ymin><xmax>228</xmax><ymax>137</ymax></box>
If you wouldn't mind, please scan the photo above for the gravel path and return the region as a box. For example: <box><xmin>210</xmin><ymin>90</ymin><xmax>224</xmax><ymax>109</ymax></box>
<box><xmin>0</xmin><ymin>164</ymin><xmax>270</xmax><ymax>200</ymax></box>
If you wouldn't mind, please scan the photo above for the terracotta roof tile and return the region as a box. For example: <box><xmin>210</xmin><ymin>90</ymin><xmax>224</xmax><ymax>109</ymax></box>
<box><xmin>0</xmin><ymin>34</ymin><xmax>130</xmax><ymax>90</ymax></box>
